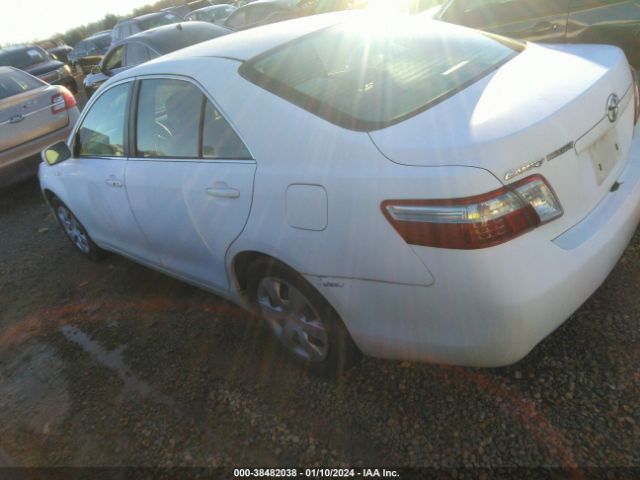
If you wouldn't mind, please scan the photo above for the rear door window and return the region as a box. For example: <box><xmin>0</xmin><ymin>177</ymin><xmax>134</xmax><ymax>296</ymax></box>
<box><xmin>136</xmin><ymin>79</ymin><xmax>202</xmax><ymax>158</ymax></box>
<box><xmin>240</xmin><ymin>19</ymin><xmax>521</xmax><ymax>131</ymax></box>
<box><xmin>135</xmin><ymin>78</ymin><xmax>251</xmax><ymax>159</ymax></box>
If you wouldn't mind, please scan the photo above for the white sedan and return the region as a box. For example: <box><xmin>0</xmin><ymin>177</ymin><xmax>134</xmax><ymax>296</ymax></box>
<box><xmin>39</xmin><ymin>12</ymin><xmax>640</xmax><ymax>371</ymax></box>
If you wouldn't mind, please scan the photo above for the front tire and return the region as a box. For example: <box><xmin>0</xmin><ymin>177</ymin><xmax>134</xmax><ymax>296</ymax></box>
<box><xmin>52</xmin><ymin>199</ymin><xmax>105</xmax><ymax>261</ymax></box>
<box><xmin>247</xmin><ymin>259</ymin><xmax>359</xmax><ymax>375</ymax></box>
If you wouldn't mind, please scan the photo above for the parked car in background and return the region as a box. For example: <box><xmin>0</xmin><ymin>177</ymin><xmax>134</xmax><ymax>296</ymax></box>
<box><xmin>161</xmin><ymin>5</ymin><xmax>192</xmax><ymax>18</ymax></box>
<box><xmin>111</xmin><ymin>12</ymin><xmax>182</xmax><ymax>43</ymax></box>
<box><xmin>224</xmin><ymin>0</ymin><xmax>301</xmax><ymax>30</ymax></box>
<box><xmin>37</xmin><ymin>39</ymin><xmax>73</xmax><ymax>64</ymax></box>
<box><xmin>40</xmin><ymin>13</ymin><xmax>640</xmax><ymax>371</ymax></box>
<box><xmin>436</xmin><ymin>0</ymin><xmax>640</xmax><ymax>67</ymax></box>
<box><xmin>68</xmin><ymin>31</ymin><xmax>112</xmax><ymax>75</ymax></box>
<box><xmin>0</xmin><ymin>67</ymin><xmax>78</xmax><ymax>188</ymax></box>
<box><xmin>84</xmin><ymin>22</ymin><xmax>231</xmax><ymax>98</ymax></box>
<box><xmin>0</xmin><ymin>45</ymin><xmax>77</xmax><ymax>93</ymax></box>
<box><xmin>185</xmin><ymin>4</ymin><xmax>237</xmax><ymax>24</ymax></box>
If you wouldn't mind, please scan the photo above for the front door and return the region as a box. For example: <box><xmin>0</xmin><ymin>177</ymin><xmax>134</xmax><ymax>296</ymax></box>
<box><xmin>60</xmin><ymin>81</ymin><xmax>155</xmax><ymax>263</ymax></box>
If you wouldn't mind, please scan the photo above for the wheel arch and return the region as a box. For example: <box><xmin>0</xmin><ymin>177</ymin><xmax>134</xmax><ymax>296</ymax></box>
<box><xmin>231</xmin><ymin>250</ymin><xmax>301</xmax><ymax>300</ymax></box>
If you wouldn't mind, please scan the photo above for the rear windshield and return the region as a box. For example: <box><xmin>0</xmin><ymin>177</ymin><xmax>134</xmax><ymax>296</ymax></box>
<box><xmin>240</xmin><ymin>19</ymin><xmax>522</xmax><ymax>131</ymax></box>
<box><xmin>0</xmin><ymin>47</ymin><xmax>49</xmax><ymax>70</ymax></box>
<box><xmin>139</xmin><ymin>13</ymin><xmax>179</xmax><ymax>31</ymax></box>
<box><xmin>0</xmin><ymin>70</ymin><xmax>42</xmax><ymax>100</ymax></box>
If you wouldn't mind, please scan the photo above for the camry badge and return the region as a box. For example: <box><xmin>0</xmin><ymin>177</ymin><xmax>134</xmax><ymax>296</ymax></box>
<box><xmin>607</xmin><ymin>94</ymin><xmax>620</xmax><ymax>123</ymax></box>
<box><xmin>503</xmin><ymin>142</ymin><xmax>574</xmax><ymax>181</ymax></box>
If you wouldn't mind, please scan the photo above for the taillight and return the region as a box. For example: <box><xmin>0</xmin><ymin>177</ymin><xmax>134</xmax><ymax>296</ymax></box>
<box><xmin>382</xmin><ymin>175</ymin><xmax>563</xmax><ymax>250</ymax></box>
<box><xmin>631</xmin><ymin>67</ymin><xmax>639</xmax><ymax>126</ymax></box>
<box><xmin>51</xmin><ymin>87</ymin><xmax>76</xmax><ymax>114</ymax></box>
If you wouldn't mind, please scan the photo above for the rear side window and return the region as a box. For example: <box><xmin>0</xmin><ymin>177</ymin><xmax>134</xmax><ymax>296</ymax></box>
<box><xmin>78</xmin><ymin>82</ymin><xmax>131</xmax><ymax>157</ymax></box>
<box><xmin>0</xmin><ymin>47</ymin><xmax>49</xmax><ymax>69</ymax></box>
<box><xmin>135</xmin><ymin>78</ymin><xmax>250</xmax><ymax>160</ymax></box>
<box><xmin>0</xmin><ymin>70</ymin><xmax>42</xmax><ymax>100</ymax></box>
<box><xmin>240</xmin><ymin>19</ymin><xmax>521</xmax><ymax>131</ymax></box>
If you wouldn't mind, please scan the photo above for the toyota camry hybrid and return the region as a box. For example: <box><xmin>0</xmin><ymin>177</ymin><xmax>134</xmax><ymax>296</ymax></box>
<box><xmin>39</xmin><ymin>12</ymin><xmax>640</xmax><ymax>371</ymax></box>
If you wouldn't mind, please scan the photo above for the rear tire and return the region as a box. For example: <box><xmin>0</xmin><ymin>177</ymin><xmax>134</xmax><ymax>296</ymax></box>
<box><xmin>247</xmin><ymin>259</ymin><xmax>360</xmax><ymax>376</ymax></box>
<box><xmin>51</xmin><ymin>199</ymin><xmax>106</xmax><ymax>261</ymax></box>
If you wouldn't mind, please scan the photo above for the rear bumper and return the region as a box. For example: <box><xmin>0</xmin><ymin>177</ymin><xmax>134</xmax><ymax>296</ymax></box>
<box><xmin>0</xmin><ymin>109</ymin><xmax>78</xmax><ymax>188</ymax></box>
<box><xmin>309</xmin><ymin>124</ymin><xmax>640</xmax><ymax>367</ymax></box>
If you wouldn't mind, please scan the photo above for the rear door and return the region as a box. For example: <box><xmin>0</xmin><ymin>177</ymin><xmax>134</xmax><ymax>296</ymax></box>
<box><xmin>125</xmin><ymin>77</ymin><xmax>256</xmax><ymax>292</ymax></box>
<box><xmin>0</xmin><ymin>70</ymin><xmax>68</xmax><ymax>153</ymax></box>
<box><xmin>440</xmin><ymin>0</ymin><xmax>571</xmax><ymax>42</ymax></box>
<box><xmin>567</xmin><ymin>0</ymin><xmax>640</xmax><ymax>67</ymax></box>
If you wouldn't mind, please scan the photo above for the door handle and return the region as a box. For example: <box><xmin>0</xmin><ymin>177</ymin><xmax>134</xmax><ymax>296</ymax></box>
<box><xmin>530</xmin><ymin>21</ymin><xmax>558</xmax><ymax>35</ymax></box>
<box><xmin>206</xmin><ymin>186</ymin><xmax>240</xmax><ymax>199</ymax></box>
<box><xmin>105</xmin><ymin>177</ymin><xmax>123</xmax><ymax>188</ymax></box>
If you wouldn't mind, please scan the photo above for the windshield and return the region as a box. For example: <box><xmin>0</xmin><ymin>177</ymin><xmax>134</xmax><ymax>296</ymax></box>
<box><xmin>0</xmin><ymin>47</ymin><xmax>49</xmax><ymax>69</ymax></box>
<box><xmin>89</xmin><ymin>34</ymin><xmax>112</xmax><ymax>50</ymax></box>
<box><xmin>241</xmin><ymin>18</ymin><xmax>521</xmax><ymax>130</ymax></box>
<box><xmin>139</xmin><ymin>13</ymin><xmax>179</xmax><ymax>31</ymax></box>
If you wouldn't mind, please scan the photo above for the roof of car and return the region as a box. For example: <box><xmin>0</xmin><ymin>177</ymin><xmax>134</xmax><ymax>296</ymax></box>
<box><xmin>157</xmin><ymin>10</ymin><xmax>356</xmax><ymax>62</ymax></box>
<box><xmin>86</xmin><ymin>32</ymin><xmax>112</xmax><ymax>41</ymax></box>
<box><xmin>122</xmin><ymin>21</ymin><xmax>231</xmax><ymax>53</ymax></box>
<box><xmin>191</xmin><ymin>4</ymin><xmax>234</xmax><ymax>13</ymax></box>
<box><xmin>0</xmin><ymin>45</ymin><xmax>39</xmax><ymax>53</ymax></box>
<box><xmin>133</xmin><ymin>11</ymin><xmax>177</xmax><ymax>21</ymax></box>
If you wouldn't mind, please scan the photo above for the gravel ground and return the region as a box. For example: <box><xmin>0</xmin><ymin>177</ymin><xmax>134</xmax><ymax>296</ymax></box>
<box><xmin>0</xmin><ymin>178</ymin><xmax>639</xmax><ymax>471</ymax></box>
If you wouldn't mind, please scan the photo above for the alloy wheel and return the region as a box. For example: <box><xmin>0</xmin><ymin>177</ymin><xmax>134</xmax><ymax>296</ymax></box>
<box><xmin>56</xmin><ymin>205</ymin><xmax>90</xmax><ymax>254</ymax></box>
<box><xmin>256</xmin><ymin>276</ymin><xmax>329</xmax><ymax>363</ymax></box>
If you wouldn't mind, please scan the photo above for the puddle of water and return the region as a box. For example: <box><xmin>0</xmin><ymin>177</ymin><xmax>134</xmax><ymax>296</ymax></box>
<box><xmin>60</xmin><ymin>325</ymin><xmax>173</xmax><ymax>406</ymax></box>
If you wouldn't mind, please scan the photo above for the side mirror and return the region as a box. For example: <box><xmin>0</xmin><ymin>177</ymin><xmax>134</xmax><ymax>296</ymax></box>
<box><xmin>101</xmin><ymin>64</ymin><xmax>113</xmax><ymax>77</ymax></box>
<box><xmin>42</xmin><ymin>141</ymin><xmax>72</xmax><ymax>166</ymax></box>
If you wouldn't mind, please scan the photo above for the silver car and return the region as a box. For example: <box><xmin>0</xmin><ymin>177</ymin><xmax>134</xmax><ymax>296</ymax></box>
<box><xmin>0</xmin><ymin>66</ymin><xmax>79</xmax><ymax>187</ymax></box>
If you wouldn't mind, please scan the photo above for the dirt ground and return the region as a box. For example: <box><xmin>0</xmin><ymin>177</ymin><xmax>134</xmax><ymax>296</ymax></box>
<box><xmin>0</xmin><ymin>177</ymin><xmax>639</xmax><ymax>470</ymax></box>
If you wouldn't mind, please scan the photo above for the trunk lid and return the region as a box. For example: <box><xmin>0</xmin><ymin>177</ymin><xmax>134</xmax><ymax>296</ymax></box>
<box><xmin>369</xmin><ymin>43</ymin><xmax>636</xmax><ymax>238</ymax></box>
<box><xmin>0</xmin><ymin>85</ymin><xmax>69</xmax><ymax>153</ymax></box>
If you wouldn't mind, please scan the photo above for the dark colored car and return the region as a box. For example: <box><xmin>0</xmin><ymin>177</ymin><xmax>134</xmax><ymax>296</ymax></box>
<box><xmin>111</xmin><ymin>12</ymin><xmax>182</xmax><ymax>43</ymax></box>
<box><xmin>0</xmin><ymin>45</ymin><xmax>77</xmax><ymax>93</ymax></box>
<box><xmin>436</xmin><ymin>0</ymin><xmax>640</xmax><ymax>67</ymax></box>
<box><xmin>224</xmin><ymin>0</ymin><xmax>302</xmax><ymax>30</ymax></box>
<box><xmin>185</xmin><ymin>4</ymin><xmax>237</xmax><ymax>24</ymax></box>
<box><xmin>83</xmin><ymin>22</ymin><xmax>231</xmax><ymax>98</ymax></box>
<box><xmin>68</xmin><ymin>31</ymin><xmax>113</xmax><ymax>75</ymax></box>
<box><xmin>37</xmin><ymin>39</ymin><xmax>73</xmax><ymax>63</ymax></box>
<box><xmin>161</xmin><ymin>5</ymin><xmax>192</xmax><ymax>18</ymax></box>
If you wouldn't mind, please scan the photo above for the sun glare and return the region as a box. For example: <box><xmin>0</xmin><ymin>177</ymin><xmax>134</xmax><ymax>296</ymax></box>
<box><xmin>363</xmin><ymin>0</ymin><xmax>414</xmax><ymax>15</ymax></box>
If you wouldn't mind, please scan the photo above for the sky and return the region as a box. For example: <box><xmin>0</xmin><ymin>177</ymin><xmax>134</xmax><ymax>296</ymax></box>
<box><xmin>0</xmin><ymin>0</ymin><xmax>155</xmax><ymax>45</ymax></box>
